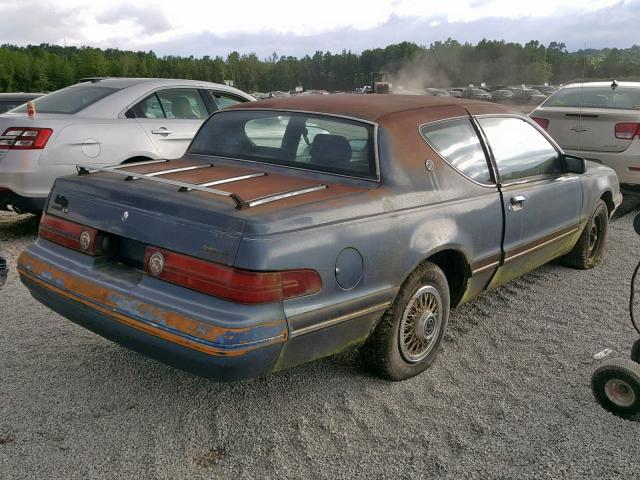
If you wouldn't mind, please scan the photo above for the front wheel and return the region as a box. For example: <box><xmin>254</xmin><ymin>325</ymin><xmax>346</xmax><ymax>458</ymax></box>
<box><xmin>361</xmin><ymin>262</ymin><xmax>450</xmax><ymax>381</ymax></box>
<box><xmin>562</xmin><ymin>199</ymin><xmax>608</xmax><ymax>269</ymax></box>
<box><xmin>591</xmin><ymin>358</ymin><xmax>640</xmax><ymax>418</ymax></box>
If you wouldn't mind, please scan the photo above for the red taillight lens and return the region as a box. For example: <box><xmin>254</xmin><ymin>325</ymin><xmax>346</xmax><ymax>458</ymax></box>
<box><xmin>614</xmin><ymin>123</ymin><xmax>640</xmax><ymax>140</ymax></box>
<box><xmin>144</xmin><ymin>247</ymin><xmax>322</xmax><ymax>304</ymax></box>
<box><xmin>38</xmin><ymin>213</ymin><xmax>102</xmax><ymax>255</ymax></box>
<box><xmin>0</xmin><ymin>127</ymin><xmax>52</xmax><ymax>150</ymax></box>
<box><xmin>531</xmin><ymin>117</ymin><xmax>549</xmax><ymax>130</ymax></box>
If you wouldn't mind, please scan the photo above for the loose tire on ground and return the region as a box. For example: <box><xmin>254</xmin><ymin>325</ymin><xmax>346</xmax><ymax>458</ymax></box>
<box><xmin>630</xmin><ymin>338</ymin><xmax>640</xmax><ymax>365</ymax></box>
<box><xmin>591</xmin><ymin>358</ymin><xmax>640</xmax><ymax>418</ymax></box>
<box><xmin>563</xmin><ymin>199</ymin><xmax>608</xmax><ymax>270</ymax></box>
<box><xmin>361</xmin><ymin>261</ymin><xmax>450</xmax><ymax>381</ymax></box>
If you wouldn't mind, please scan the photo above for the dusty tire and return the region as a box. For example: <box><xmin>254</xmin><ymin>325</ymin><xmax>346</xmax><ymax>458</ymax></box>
<box><xmin>631</xmin><ymin>339</ymin><xmax>640</xmax><ymax>365</ymax></box>
<box><xmin>562</xmin><ymin>200</ymin><xmax>608</xmax><ymax>269</ymax></box>
<box><xmin>591</xmin><ymin>358</ymin><xmax>640</xmax><ymax>418</ymax></box>
<box><xmin>361</xmin><ymin>262</ymin><xmax>450</xmax><ymax>381</ymax></box>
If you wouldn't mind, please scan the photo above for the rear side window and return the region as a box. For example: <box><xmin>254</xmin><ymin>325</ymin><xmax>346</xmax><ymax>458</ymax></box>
<box><xmin>11</xmin><ymin>85</ymin><xmax>117</xmax><ymax>114</ymax></box>
<box><xmin>478</xmin><ymin>117</ymin><xmax>562</xmax><ymax>182</ymax></box>
<box><xmin>544</xmin><ymin>86</ymin><xmax>640</xmax><ymax>110</ymax></box>
<box><xmin>420</xmin><ymin>119</ymin><xmax>492</xmax><ymax>184</ymax></box>
<box><xmin>156</xmin><ymin>89</ymin><xmax>207</xmax><ymax>119</ymax></box>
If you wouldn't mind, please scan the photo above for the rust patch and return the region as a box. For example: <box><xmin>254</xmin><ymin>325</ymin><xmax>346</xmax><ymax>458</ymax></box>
<box><xmin>17</xmin><ymin>252</ymin><xmax>287</xmax><ymax>356</ymax></box>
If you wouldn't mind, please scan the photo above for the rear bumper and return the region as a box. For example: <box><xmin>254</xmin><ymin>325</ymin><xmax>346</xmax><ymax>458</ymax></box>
<box><xmin>565</xmin><ymin>147</ymin><xmax>640</xmax><ymax>186</ymax></box>
<box><xmin>17</xmin><ymin>243</ymin><xmax>288</xmax><ymax>381</ymax></box>
<box><xmin>0</xmin><ymin>188</ymin><xmax>46</xmax><ymax>213</ymax></box>
<box><xmin>0</xmin><ymin>149</ymin><xmax>75</xmax><ymax>200</ymax></box>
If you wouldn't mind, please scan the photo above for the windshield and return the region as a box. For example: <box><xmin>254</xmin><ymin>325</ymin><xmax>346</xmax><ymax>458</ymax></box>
<box><xmin>543</xmin><ymin>85</ymin><xmax>640</xmax><ymax>110</ymax></box>
<box><xmin>189</xmin><ymin>110</ymin><xmax>378</xmax><ymax>179</ymax></box>
<box><xmin>11</xmin><ymin>84</ymin><xmax>118</xmax><ymax>114</ymax></box>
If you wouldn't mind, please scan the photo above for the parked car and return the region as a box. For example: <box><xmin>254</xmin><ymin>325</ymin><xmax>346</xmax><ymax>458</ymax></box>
<box><xmin>0</xmin><ymin>78</ymin><xmax>254</xmax><ymax>214</ymax></box>
<box><xmin>511</xmin><ymin>88</ymin><xmax>547</xmax><ymax>105</ymax></box>
<box><xmin>461</xmin><ymin>88</ymin><xmax>492</xmax><ymax>101</ymax></box>
<box><xmin>447</xmin><ymin>88</ymin><xmax>463</xmax><ymax>98</ymax></box>
<box><xmin>491</xmin><ymin>89</ymin><xmax>514</xmax><ymax>102</ymax></box>
<box><xmin>0</xmin><ymin>93</ymin><xmax>44</xmax><ymax>114</ymax></box>
<box><xmin>531</xmin><ymin>85</ymin><xmax>557</xmax><ymax>96</ymax></box>
<box><xmin>426</xmin><ymin>88</ymin><xmax>451</xmax><ymax>96</ymax></box>
<box><xmin>531</xmin><ymin>81</ymin><xmax>640</xmax><ymax>188</ymax></box>
<box><xmin>18</xmin><ymin>94</ymin><xmax>621</xmax><ymax>382</ymax></box>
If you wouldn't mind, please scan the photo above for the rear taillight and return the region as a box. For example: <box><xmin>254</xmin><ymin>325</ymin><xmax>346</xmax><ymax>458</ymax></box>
<box><xmin>0</xmin><ymin>127</ymin><xmax>52</xmax><ymax>150</ymax></box>
<box><xmin>614</xmin><ymin>123</ymin><xmax>640</xmax><ymax>140</ymax></box>
<box><xmin>144</xmin><ymin>246</ymin><xmax>322</xmax><ymax>304</ymax></box>
<box><xmin>531</xmin><ymin>117</ymin><xmax>549</xmax><ymax>130</ymax></box>
<box><xmin>38</xmin><ymin>214</ymin><xmax>104</xmax><ymax>255</ymax></box>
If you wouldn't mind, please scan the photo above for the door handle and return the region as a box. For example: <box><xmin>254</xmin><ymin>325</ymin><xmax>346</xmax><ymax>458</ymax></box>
<box><xmin>510</xmin><ymin>195</ymin><xmax>526</xmax><ymax>211</ymax></box>
<box><xmin>151</xmin><ymin>128</ymin><xmax>173</xmax><ymax>135</ymax></box>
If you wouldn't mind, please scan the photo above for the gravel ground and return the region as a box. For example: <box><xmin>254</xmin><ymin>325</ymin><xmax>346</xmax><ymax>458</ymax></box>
<box><xmin>1</xmin><ymin>200</ymin><xmax>640</xmax><ymax>480</ymax></box>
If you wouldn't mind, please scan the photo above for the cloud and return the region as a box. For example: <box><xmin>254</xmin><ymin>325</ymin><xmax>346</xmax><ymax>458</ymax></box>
<box><xmin>0</xmin><ymin>0</ymin><xmax>85</xmax><ymax>45</ymax></box>
<box><xmin>96</xmin><ymin>5</ymin><xmax>171</xmax><ymax>35</ymax></box>
<box><xmin>141</xmin><ymin>0</ymin><xmax>640</xmax><ymax>58</ymax></box>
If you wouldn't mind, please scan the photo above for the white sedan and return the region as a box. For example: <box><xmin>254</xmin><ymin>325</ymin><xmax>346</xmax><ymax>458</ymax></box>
<box><xmin>530</xmin><ymin>81</ymin><xmax>640</xmax><ymax>188</ymax></box>
<box><xmin>0</xmin><ymin>78</ymin><xmax>254</xmax><ymax>213</ymax></box>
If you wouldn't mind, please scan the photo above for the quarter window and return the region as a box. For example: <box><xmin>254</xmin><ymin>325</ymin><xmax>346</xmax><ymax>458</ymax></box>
<box><xmin>208</xmin><ymin>91</ymin><xmax>246</xmax><ymax>110</ymax></box>
<box><xmin>420</xmin><ymin>119</ymin><xmax>492</xmax><ymax>184</ymax></box>
<box><xmin>478</xmin><ymin>117</ymin><xmax>562</xmax><ymax>182</ymax></box>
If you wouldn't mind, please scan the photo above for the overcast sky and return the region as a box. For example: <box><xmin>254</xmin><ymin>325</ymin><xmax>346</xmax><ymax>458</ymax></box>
<box><xmin>1</xmin><ymin>0</ymin><xmax>638</xmax><ymax>58</ymax></box>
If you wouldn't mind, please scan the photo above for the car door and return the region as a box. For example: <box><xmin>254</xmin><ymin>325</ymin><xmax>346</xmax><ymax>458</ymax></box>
<box><xmin>478</xmin><ymin>116</ymin><xmax>583</xmax><ymax>288</ymax></box>
<box><xmin>131</xmin><ymin>88</ymin><xmax>209</xmax><ymax>159</ymax></box>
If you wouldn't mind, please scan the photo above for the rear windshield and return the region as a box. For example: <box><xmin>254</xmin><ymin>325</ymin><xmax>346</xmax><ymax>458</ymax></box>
<box><xmin>11</xmin><ymin>85</ymin><xmax>118</xmax><ymax>114</ymax></box>
<box><xmin>0</xmin><ymin>101</ymin><xmax>26</xmax><ymax>113</ymax></box>
<box><xmin>543</xmin><ymin>86</ymin><xmax>640</xmax><ymax>110</ymax></box>
<box><xmin>189</xmin><ymin>110</ymin><xmax>377</xmax><ymax>179</ymax></box>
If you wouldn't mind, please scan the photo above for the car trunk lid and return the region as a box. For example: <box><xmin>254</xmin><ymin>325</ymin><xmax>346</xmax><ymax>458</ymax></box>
<box><xmin>48</xmin><ymin>157</ymin><xmax>366</xmax><ymax>266</ymax></box>
<box><xmin>535</xmin><ymin>106</ymin><xmax>640</xmax><ymax>152</ymax></box>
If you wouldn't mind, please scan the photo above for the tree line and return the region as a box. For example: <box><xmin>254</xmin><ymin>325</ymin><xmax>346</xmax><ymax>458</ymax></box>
<box><xmin>1</xmin><ymin>40</ymin><xmax>639</xmax><ymax>94</ymax></box>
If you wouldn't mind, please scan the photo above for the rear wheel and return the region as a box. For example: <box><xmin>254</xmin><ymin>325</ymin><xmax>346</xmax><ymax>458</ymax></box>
<box><xmin>562</xmin><ymin>200</ymin><xmax>608</xmax><ymax>269</ymax></box>
<box><xmin>592</xmin><ymin>358</ymin><xmax>640</xmax><ymax>418</ymax></box>
<box><xmin>361</xmin><ymin>262</ymin><xmax>450</xmax><ymax>381</ymax></box>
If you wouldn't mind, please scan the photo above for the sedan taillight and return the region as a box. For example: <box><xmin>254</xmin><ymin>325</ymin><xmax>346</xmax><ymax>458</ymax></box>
<box><xmin>531</xmin><ymin>117</ymin><xmax>550</xmax><ymax>130</ymax></box>
<box><xmin>0</xmin><ymin>127</ymin><xmax>52</xmax><ymax>150</ymax></box>
<box><xmin>144</xmin><ymin>246</ymin><xmax>322</xmax><ymax>304</ymax></box>
<box><xmin>38</xmin><ymin>214</ymin><xmax>104</xmax><ymax>255</ymax></box>
<box><xmin>614</xmin><ymin>123</ymin><xmax>640</xmax><ymax>140</ymax></box>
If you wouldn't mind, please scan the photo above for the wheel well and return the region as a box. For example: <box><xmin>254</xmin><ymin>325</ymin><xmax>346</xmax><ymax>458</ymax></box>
<box><xmin>600</xmin><ymin>191</ymin><xmax>614</xmax><ymax>215</ymax></box>
<box><xmin>426</xmin><ymin>250</ymin><xmax>470</xmax><ymax>308</ymax></box>
<box><xmin>121</xmin><ymin>156</ymin><xmax>153</xmax><ymax>165</ymax></box>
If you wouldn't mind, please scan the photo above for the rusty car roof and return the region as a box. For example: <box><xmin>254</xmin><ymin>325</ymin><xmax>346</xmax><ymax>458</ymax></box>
<box><xmin>229</xmin><ymin>94</ymin><xmax>514</xmax><ymax>122</ymax></box>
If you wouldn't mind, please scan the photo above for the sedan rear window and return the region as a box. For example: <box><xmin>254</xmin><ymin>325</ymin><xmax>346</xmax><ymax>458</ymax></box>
<box><xmin>11</xmin><ymin>85</ymin><xmax>117</xmax><ymax>114</ymax></box>
<box><xmin>189</xmin><ymin>110</ymin><xmax>377</xmax><ymax>179</ymax></box>
<box><xmin>544</xmin><ymin>86</ymin><xmax>640</xmax><ymax>110</ymax></box>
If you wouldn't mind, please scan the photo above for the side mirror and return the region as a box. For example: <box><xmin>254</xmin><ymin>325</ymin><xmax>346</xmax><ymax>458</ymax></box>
<box><xmin>634</xmin><ymin>213</ymin><xmax>640</xmax><ymax>236</ymax></box>
<box><xmin>562</xmin><ymin>154</ymin><xmax>586</xmax><ymax>174</ymax></box>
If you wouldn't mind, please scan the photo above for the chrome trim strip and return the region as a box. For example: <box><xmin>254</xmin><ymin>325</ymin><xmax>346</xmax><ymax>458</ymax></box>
<box><xmin>290</xmin><ymin>302</ymin><xmax>391</xmax><ymax>338</ymax></box>
<box><xmin>471</xmin><ymin>261</ymin><xmax>500</xmax><ymax>275</ymax></box>
<box><xmin>247</xmin><ymin>184</ymin><xmax>327</xmax><ymax>208</ymax></box>
<box><xmin>504</xmin><ymin>228</ymin><xmax>579</xmax><ymax>263</ymax></box>
<box><xmin>179</xmin><ymin>172</ymin><xmax>266</xmax><ymax>191</ymax></box>
<box><xmin>110</xmin><ymin>159</ymin><xmax>168</xmax><ymax>169</ymax></box>
<box><xmin>130</xmin><ymin>163</ymin><xmax>213</xmax><ymax>179</ymax></box>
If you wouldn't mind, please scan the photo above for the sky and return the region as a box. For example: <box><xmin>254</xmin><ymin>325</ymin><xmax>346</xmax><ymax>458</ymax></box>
<box><xmin>0</xmin><ymin>0</ymin><xmax>638</xmax><ymax>58</ymax></box>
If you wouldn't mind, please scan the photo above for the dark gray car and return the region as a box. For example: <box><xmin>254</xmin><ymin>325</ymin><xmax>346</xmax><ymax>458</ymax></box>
<box><xmin>18</xmin><ymin>95</ymin><xmax>622</xmax><ymax>381</ymax></box>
